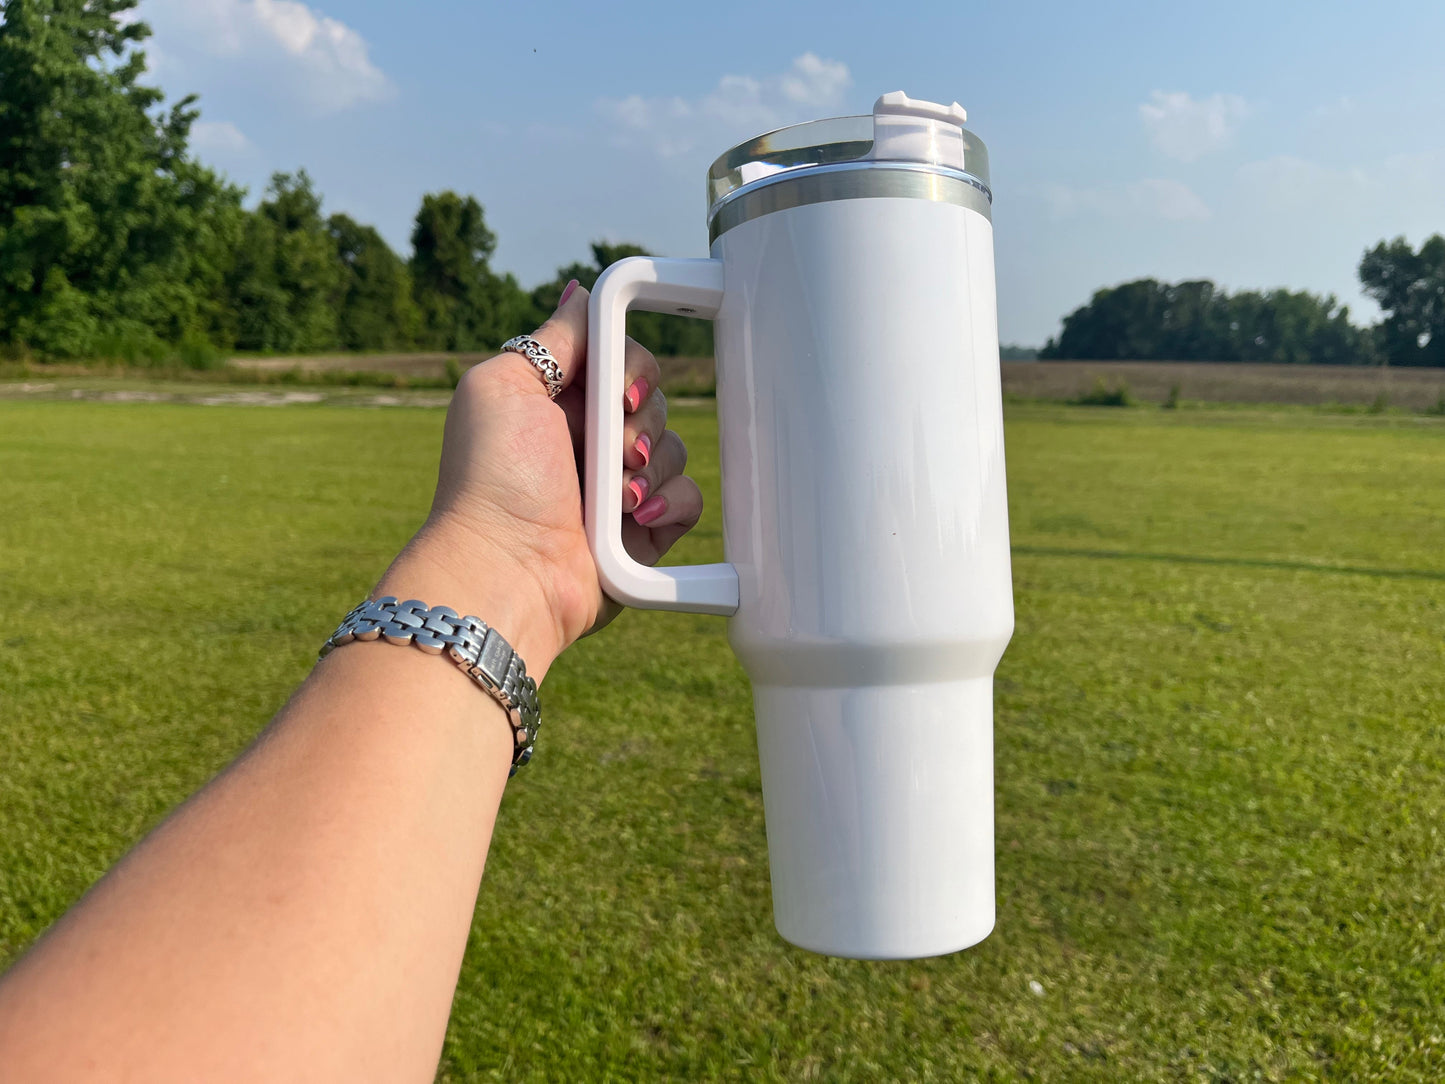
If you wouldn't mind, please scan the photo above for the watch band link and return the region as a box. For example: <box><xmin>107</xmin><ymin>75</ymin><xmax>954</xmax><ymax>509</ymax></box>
<box><xmin>320</xmin><ymin>597</ymin><xmax>541</xmax><ymax>776</ymax></box>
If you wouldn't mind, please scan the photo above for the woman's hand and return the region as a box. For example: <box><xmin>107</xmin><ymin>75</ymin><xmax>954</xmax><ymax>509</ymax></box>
<box><xmin>383</xmin><ymin>282</ymin><xmax>704</xmax><ymax>678</ymax></box>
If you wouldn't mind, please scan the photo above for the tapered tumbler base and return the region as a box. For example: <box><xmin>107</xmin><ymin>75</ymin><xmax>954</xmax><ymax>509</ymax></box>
<box><xmin>753</xmin><ymin>675</ymin><xmax>997</xmax><ymax>960</ymax></box>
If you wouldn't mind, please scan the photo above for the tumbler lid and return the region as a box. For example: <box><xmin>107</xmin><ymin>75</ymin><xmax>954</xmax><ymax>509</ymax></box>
<box><xmin>706</xmin><ymin>91</ymin><xmax>991</xmax><ymax>223</ymax></box>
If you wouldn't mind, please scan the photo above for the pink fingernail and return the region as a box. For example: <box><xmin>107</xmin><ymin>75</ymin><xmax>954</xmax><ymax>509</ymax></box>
<box><xmin>626</xmin><ymin>475</ymin><xmax>649</xmax><ymax>509</ymax></box>
<box><xmin>558</xmin><ymin>279</ymin><xmax>579</xmax><ymax>308</ymax></box>
<box><xmin>633</xmin><ymin>495</ymin><xmax>667</xmax><ymax>526</ymax></box>
<box><xmin>634</xmin><ymin>432</ymin><xmax>652</xmax><ymax>466</ymax></box>
<box><xmin>624</xmin><ymin>378</ymin><xmax>649</xmax><ymax>413</ymax></box>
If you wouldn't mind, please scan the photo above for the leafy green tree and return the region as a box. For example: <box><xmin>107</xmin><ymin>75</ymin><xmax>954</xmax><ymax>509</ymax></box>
<box><xmin>1159</xmin><ymin>280</ymin><xmax>1230</xmax><ymax>360</ymax></box>
<box><xmin>220</xmin><ymin>172</ymin><xmax>343</xmax><ymax>353</ymax></box>
<box><xmin>1040</xmin><ymin>279</ymin><xmax>1169</xmax><ymax>360</ymax></box>
<box><xmin>409</xmin><ymin>191</ymin><xmax>530</xmax><ymax>351</ymax></box>
<box><xmin>328</xmin><ymin>214</ymin><xmax>419</xmax><ymax>351</ymax></box>
<box><xmin>219</xmin><ymin>214</ymin><xmax>285</xmax><ymax>353</ymax></box>
<box><xmin>488</xmin><ymin>270</ymin><xmax>537</xmax><ymax>350</ymax></box>
<box><xmin>0</xmin><ymin>0</ymin><xmax>243</xmax><ymax>358</ymax></box>
<box><xmin>1220</xmin><ymin>288</ymin><xmax>1370</xmax><ymax>366</ymax></box>
<box><xmin>1041</xmin><ymin>278</ymin><xmax>1372</xmax><ymax>365</ymax></box>
<box><xmin>1359</xmin><ymin>235</ymin><xmax>1445</xmax><ymax>367</ymax></box>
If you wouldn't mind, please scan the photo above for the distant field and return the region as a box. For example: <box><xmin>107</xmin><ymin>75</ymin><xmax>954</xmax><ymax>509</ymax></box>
<box><xmin>228</xmin><ymin>354</ymin><xmax>1445</xmax><ymax>410</ymax></box>
<box><xmin>232</xmin><ymin>351</ymin><xmax>488</xmax><ymax>378</ymax></box>
<box><xmin>3</xmin><ymin>399</ymin><xmax>1443</xmax><ymax>1080</ymax></box>
<box><xmin>1006</xmin><ymin>360</ymin><xmax>1445</xmax><ymax>410</ymax></box>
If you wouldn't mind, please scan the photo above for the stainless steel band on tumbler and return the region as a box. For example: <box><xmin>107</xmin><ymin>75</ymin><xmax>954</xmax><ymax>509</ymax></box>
<box><xmin>320</xmin><ymin>596</ymin><xmax>541</xmax><ymax>776</ymax></box>
<box><xmin>707</xmin><ymin>162</ymin><xmax>994</xmax><ymax>244</ymax></box>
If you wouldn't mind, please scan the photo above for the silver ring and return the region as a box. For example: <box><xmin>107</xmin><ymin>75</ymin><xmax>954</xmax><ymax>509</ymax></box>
<box><xmin>501</xmin><ymin>335</ymin><xmax>564</xmax><ymax>399</ymax></box>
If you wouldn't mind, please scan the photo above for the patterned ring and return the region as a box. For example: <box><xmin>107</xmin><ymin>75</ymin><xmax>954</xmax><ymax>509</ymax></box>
<box><xmin>501</xmin><ymin>335</ymin><xmax>565</xmax><ymax>399</ymax></box>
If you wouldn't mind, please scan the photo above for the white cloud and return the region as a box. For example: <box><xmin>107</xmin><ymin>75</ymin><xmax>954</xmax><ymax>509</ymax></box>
<box><xmin>190</xmin><ymin>119</ymin><xmax>252</xmax><ymax>154</ymax></box>
<box><xmin>1044</xmin><ymin>178</ymin><xmax>1210</xmax><ymax>221</ymax></box>
<box><xmin>599</xmin><ymin>53</ymin><xmax>853</xmax><ymax>159</ymax></box>
<box><xmin>780</xmin><ymin>53</ymin><xmax>851</xmax><ymax>107</ymax></box>
<box><xmin>141</xmin><ymin>0</ymin><xmax>392</xmax><ymax>114</ymax></box>
<box><xmin>1139</xmin><ymin>91</ymin><xmax>1249</xmax><ymax>162</ymax></box>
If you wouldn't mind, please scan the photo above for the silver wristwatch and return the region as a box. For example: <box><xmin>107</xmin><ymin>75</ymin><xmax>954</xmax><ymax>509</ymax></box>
<box><xmin>320</xmin><ymin>597</ymin><xmax>541</xmax><ymax>776</ymax></box>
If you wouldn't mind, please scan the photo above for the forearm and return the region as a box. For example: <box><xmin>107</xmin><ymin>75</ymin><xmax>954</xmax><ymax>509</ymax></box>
<box><xmin>0</xmin><ymin>540</ymin><xmax>553</xmax><ymax>1082</ymax></box>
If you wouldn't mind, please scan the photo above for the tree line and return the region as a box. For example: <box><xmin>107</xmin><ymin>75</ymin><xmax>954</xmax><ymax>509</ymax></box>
<box><xmin>1040</xmin><ymin>236</ymin><xmax>1444</xmax><ymax>367</ymax></box>
<box><xmin>2</xmin><ymin>2</ymin><xmax>1438</xmax><ymax>369</ymax></box>
<box><xmin>0</xmin><ymin>0</ymin><xmax>710</xmax><ymax>364</ymax></box>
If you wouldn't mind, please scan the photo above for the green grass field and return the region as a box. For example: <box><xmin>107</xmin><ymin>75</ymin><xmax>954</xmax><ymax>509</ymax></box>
<box><xmin>2</xmin><ymin>400</ymin><xmax>1443</xmax><ymax>1081</ymax></box>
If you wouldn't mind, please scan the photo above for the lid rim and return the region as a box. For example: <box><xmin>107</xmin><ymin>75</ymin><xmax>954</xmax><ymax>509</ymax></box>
<box><xmin>706</xmin><ymin>114</ymin><xmax>874</xmax><ymax>179</ymax></box>
<box><xmin>707</xmin><ymin>159</ymin><xmax>993</xmax><ymax>226</ymax></box>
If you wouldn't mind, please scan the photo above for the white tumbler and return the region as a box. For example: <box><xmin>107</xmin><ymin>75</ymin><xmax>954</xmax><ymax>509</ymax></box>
<box><xmin>584</xmin><ymin>92</ymin><xmax>1013</xmax><ymax>960</ymax></box>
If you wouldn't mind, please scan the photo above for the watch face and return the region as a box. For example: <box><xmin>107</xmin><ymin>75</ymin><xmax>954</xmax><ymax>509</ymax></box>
<box><xmin>477</xmin><ymin>629</ymin><xmax>513</xmax><ymax>689</ymax></box>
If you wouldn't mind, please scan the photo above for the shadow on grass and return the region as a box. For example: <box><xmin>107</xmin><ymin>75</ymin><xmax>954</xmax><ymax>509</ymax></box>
<box><xmin>1013</xmin><ymin>544</ymin><xmax>1445</xmax><ymax>583</ymax></box>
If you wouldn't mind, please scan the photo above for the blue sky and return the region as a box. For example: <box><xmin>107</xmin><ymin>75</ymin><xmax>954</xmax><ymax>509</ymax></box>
<box><xmin>137</xmin><ymin>0</ymin><xmax>1445</xmax><ymax>346</ymax></box>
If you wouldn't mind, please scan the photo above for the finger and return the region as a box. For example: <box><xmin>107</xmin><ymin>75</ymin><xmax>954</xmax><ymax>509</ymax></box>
<box><xmin>488</xmin><ymin>279</ymin><xmax>589</xmax><ymax>397</ymax></box>
<box><xmin>622</xmin><ymin>387</ymin><xmax>667</xmax><ymax>470</ymax></box>
<box><xmin>556</xmin><ymin>383</ymin><xmax>585</xmax><ymax>454</ymax></box>
<box><xmin>623</xmin><ymin>428</ymin><xmax>686</xmax><ymax>513</ymax></box>
<box><xmin>622</xmin><ymin>338</ymin><xmax>662</xmax><ymax>415</ymax></box>
<box><xmin>628</xmin><ymin>474</ymin><xmax>704</xmax><ymax>562</ymax></box>
<box><xmin>556</xmin><ymin>382</ymin><xmax>665</xmax><ymax>466</ymax></box>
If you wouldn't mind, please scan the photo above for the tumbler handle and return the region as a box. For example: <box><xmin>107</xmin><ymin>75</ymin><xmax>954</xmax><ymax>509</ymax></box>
<box><xmin>585</xmin><ymin>256</ymin><xmax>739</xmax><ymax>616</ymax></box>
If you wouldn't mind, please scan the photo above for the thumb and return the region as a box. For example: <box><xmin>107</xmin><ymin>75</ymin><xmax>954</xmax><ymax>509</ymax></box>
<box><xmin>494</xmin><ymin>279</ymin><xmax>589</xmax><ymax>397</ymax></box>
